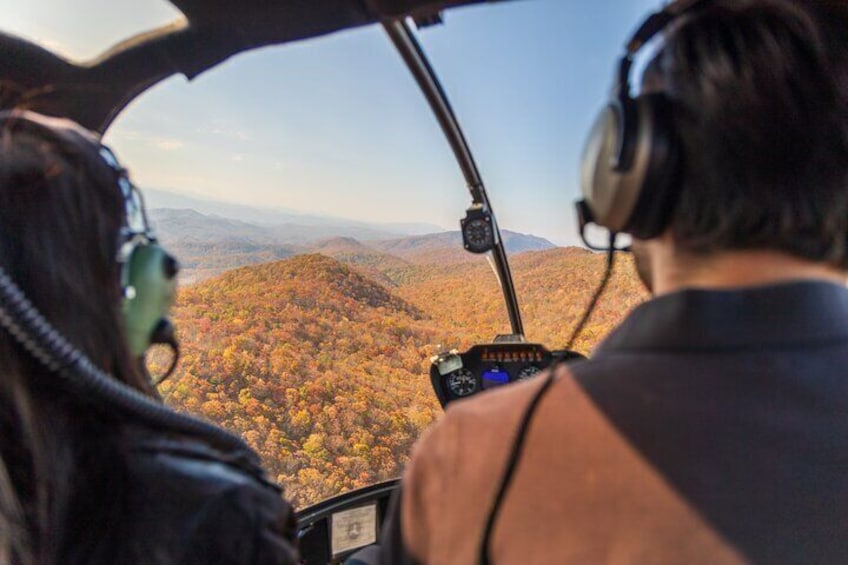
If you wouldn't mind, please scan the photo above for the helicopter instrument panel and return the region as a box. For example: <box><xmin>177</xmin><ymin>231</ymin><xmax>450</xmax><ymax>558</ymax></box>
<box><xmin>430</xmin><ymin>343</ymin><xmax>584</xmax><ymax>408</ymax></box>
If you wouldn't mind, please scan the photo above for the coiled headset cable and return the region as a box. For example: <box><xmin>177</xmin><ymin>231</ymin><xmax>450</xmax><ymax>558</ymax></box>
<box><xmin>0</xmin><ymin>263</ymin><xmax>264</xmax><ymax>474</ymax></box>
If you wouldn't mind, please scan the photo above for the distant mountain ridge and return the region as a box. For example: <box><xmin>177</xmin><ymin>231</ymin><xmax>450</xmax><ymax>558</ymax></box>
<box><xmin>150</xmin><ymin>207</ymin><xmax>427</xmax><ymax>245</ymax></box>
<box><xmin>373</xmin><ymin>230</ymin><xmax>553</xmax><ymax>254</ymax></box>
<box><xmin>150</xmin><ymin>207</ymin><xmax>558</xmax><ymax>283</ymax></box>
<box><xmin>145</xmin><ymin>189</ymin><xmax>444</xmax><ymax>235</ymax></box>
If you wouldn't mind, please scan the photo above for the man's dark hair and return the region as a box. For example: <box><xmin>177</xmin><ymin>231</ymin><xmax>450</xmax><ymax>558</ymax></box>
<box><xmin>654</xmin><ymin>0</ymin><xmax>848</xmax><ymax>265</ymax></box>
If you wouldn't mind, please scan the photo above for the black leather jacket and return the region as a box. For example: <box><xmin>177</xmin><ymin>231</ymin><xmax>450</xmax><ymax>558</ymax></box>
<box><xmin>115</xmin><ymin>428</ymin><xmax>299</xmax><ymax>564</ymax></box>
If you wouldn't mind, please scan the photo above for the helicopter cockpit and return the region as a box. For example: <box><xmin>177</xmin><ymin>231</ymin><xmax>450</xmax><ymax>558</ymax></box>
<box><xmin>0</xmin><ymin>1</ymin><xmax>651</xmax><ymax>562</ymax></box>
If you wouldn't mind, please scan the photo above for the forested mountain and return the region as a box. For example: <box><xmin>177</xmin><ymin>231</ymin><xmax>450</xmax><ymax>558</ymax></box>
<box><xmin>158</xmin><ymin>247</ymin><xmax>648</xmax><ymax>508</ymax></box>
<box><xmin>306</xmin><ymin>237</ymin><xmax>413</xmax><ymax>287</ymax></box>
<box><xmin>160</xmin><ymin>255</ymin><xmax>442</xmax><ymax>506</ymax></box>
<box><xmin>371</xmin><ymin>229</ymin><xmax>556</xmax><ymax>264</ymax></box>
<box><xmin>391</xmin><ymin>247</ymin><xmax>646</xmax><ymax>352</ymax></box>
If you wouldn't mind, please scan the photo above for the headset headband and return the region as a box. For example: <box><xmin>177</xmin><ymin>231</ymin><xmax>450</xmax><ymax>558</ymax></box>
<box><xmin>616</xmin><ymin>0</ymin><xmax>711</xmax><ymax>101</ymax></box>
<box><xmin>99</xmin><ymin>146</ymin><xmax>152</xmax><ymax>238</ymax></box>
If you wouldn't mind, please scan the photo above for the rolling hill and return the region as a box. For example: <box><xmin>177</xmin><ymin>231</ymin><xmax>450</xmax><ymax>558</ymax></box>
<box><xmin>305</xmin><ymin>237</ymin><xmax>413</xmax><ymax>287</ymax></box>
<box><xmin>160</xmin><ymin>255</ymin><xmax>442</xmax><ymax>506</ymax></box>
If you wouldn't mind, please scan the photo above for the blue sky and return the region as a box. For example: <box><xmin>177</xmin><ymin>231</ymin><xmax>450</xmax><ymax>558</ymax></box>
<box><xmin>3</xmin><ymin>0</ymin><xmax>659</xmax><ymax>245</ymax></box>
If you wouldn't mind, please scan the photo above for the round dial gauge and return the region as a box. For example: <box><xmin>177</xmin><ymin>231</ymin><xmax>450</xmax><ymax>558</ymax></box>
<box><xmin>517</xmin><ymin>366</ymin><xmax>541</xmax><ymax>380</ymax></box>
<box><xmin>447</xmin><ymin>369</ymin><xmax>478</xmax><ymax>397</ymax></box>
<box><xmin>464</xmin><ymin>218</ymin><xmax>494</xmax><ymax>252</ymax></box>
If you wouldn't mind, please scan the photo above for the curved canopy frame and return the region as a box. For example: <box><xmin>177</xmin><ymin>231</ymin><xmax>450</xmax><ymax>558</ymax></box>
<box><xmin>0</xmin><ymin>0</ymin><xmax>506</xmax><ymax>133</ymax></box>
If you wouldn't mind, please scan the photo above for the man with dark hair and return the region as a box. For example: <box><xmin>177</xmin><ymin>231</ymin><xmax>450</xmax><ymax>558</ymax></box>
<box><xmin>371</xmin><ymin>1</ymin><xmax>848</xmax><ymax>563</ymax></box>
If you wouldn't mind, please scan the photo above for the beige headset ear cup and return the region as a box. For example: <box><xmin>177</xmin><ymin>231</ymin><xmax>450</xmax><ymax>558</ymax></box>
<box><xmin>580</xmin><ymin>95</ymin><xmax>678</xmax><ymax>239</ymax></box>
<box><xmin>581</xmin><ymin>104</ymin><xmax>631</xmax><ymax>232</ymax></box>
<box><xmin>581</xmin><ymin>100</ymin><xmax>652</xmax><ymax>234</ymax></box>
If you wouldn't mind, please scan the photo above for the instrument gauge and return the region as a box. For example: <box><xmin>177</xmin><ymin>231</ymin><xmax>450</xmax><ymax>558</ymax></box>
<box><xmin>461</xmin><ymin>206</ymin><xmax>497</xmax><ymax>254</ymax></box>
<box><xmin>517</xmin><ymin>366</ymin><xmax>541</xmax><ymax>380</ymax></box>
<box><xmin>447</xmin><ymin>369</ymin><xmax>478</xmax><ymax>397</ymax></box>
<box><xmin>464</xmin><ymin>218</ymin><xmax>494</xmax><ymax>252</ymax></box>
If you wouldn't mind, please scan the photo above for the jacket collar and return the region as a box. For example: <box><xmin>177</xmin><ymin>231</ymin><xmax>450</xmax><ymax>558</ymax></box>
<box><xmin>596</xmin><ymin>280</ymin><xmax>848</xmax><ymax>353</ymax></box>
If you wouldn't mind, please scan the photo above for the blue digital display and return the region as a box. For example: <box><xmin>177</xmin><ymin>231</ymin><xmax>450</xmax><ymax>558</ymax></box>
<box><xmin>482</xmin><ymin>369</ymin><xmax>510</xmax><ymax>389</ymax></box>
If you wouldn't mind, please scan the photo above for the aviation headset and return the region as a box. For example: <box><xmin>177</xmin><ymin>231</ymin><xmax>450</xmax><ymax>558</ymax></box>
<box><xmin>0</xmin><ymin>110</ymin><xmax>178</xmax><ymax>370</ymax></box>
<box><xmin>577</xmin><ymin>0</ymin><xmax>709</xmax><ymax>242</ymax></box>
<box><xmin>101</xmin><ymin>145</ymin><xmax>180</xmax><ymax>364</ymax></box>
<box><xmin>482</xmin><ymin>2</ymin><xmax>712</xmax><ymax>563</ymax></box>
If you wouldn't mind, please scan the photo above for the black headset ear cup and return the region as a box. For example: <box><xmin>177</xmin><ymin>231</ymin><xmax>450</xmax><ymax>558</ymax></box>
<box><xmin>613</xmin><ymin>94</ymin><xmax>639</xmax><ymax>172</ymax></box>
<box><xmin>623</xmin><ymin>93</ymin><xmax>682</xmax><ymax>239</ymax></box>
<box><xmin>580</xmin><ymin>93</ymin><xmax>681</xmax><ymax>239</ymax></box>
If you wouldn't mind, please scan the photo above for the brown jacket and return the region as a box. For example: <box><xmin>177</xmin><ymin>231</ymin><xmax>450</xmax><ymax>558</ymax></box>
<box><xmin>379</xmin><ymin>281</ymin><xmax>848</xmax><ymax>564</ymax></box>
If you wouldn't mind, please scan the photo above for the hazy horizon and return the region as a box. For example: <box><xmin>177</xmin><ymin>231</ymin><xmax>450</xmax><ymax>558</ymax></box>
<box><xmin>143</xmin><ymin>185</ymin><xmax>577</xmax><ymax>242</ymax></box>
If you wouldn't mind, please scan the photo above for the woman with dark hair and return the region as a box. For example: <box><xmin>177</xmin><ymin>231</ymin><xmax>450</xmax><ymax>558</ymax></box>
<box><xmin>0</xmin><ymin>111</ymin><xmax>298</xmax><ymax>564</ymax></box>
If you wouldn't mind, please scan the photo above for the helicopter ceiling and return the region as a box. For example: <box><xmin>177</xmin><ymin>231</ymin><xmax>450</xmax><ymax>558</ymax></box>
<box><xmin>0</xmin><ymin>0</ymin><xmax>512</xmax><ymax>134</ymax></box>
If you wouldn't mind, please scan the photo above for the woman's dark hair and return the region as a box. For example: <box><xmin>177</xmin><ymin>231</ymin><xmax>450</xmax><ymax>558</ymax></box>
<box><xmin>0</xmin><ymin>115</ymin><xmax>156</xmax><ymax>563</ymax></box>
<box><xmin>654</xmin><ymin>0</ymin><xmax>848</xmax><ymax>264</ymax></box>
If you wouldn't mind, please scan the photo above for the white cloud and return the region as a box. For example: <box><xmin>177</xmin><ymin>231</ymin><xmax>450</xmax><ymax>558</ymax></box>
<box><xmin>152</xmin><ymin>138</ymin><xmax>184</xmax><ymax>151</ymax></box>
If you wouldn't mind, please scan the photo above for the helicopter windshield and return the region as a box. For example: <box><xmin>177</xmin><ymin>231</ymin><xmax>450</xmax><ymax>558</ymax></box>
<box><xmin>4</xmin><ymin>0</ymin><xmax>653</xmax><ymax>510</ymax></box>
<box><xmin>114</xmin><ymin>2</ymin><xmax>656</xmax><ymax>507</ymax></box>
<box><xmin>104</xmin><ymin>15</ymin><xmax>506</xmax><ymax>508</ymax></box>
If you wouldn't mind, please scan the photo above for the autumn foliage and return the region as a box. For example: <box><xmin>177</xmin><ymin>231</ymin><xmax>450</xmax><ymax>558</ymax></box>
<box><xmin>156</xmin><ymin>247</ymin><xmax>647</xmax><ymax>508</ymax></box>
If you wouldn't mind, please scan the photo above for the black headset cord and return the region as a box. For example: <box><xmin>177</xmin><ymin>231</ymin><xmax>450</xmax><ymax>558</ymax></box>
<box><xmin>479</xmin><ymin>233</ymin><xmax>617</xmax><ymax>563</ymax></box>
<box><xmin>479</xmin><ymin>370</ymin><xmax>557</xmax><ymax>565</ymax></box>
<box><xmin>565</xmin><ymin>233</ymin><xmax>618</xmax><ymax>351</ymax></box>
